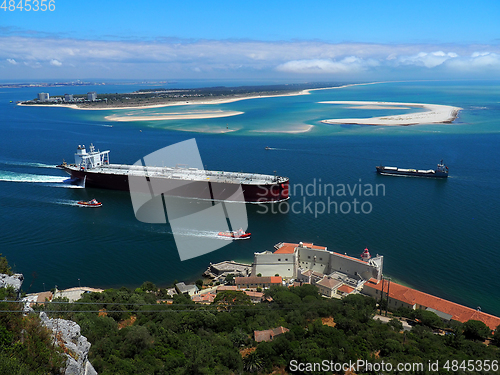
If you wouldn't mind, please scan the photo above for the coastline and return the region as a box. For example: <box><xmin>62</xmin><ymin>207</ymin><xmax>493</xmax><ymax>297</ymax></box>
<box><xmin>17</xmin><ymin>90</ymin><xmax>310</xmax><ymax>111</ymax></box>
<box><xmin>15</xmin><ymin>81</ymin><xmax>394</xmax><ymax>112</ymax></box>
<box><xmin>320</xmin><ymin>101</ymin><xmax>462</xmax><ymax>126</ymax></box>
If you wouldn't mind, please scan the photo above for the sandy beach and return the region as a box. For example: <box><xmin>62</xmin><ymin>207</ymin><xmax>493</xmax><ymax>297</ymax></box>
<box><xmin>18</xmin><ymin>90</ymin><xmax>310</xmax><ymax>112</ymax></box>
<box><xmin>319</xmin><ymin>101</ymin><xmax>462</xmax><ymax>126</ymax></box>
<box><xmin>250</xmin><ymin>124</ymin><xmax>314</xmax><ymax>134</ymax></box>
<box><xmin>105</xmin><ymin>110</ymin><xmax>243</xmax><ymax>122</ymax></box>
<box><xmin>16</xmin><ymin>81</ymin><xmax>393</xmax><ymax>113</ymax></box>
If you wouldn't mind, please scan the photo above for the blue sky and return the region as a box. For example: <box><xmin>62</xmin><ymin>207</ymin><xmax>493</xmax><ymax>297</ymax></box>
<box><xmin>1</xmin><ymin>0</ymin><xmax>500</xmax><ymax>81</ymax></box>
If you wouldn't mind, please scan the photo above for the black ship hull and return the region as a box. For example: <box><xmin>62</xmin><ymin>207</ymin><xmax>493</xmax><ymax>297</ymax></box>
<box><xmin>60</xmin><ymin>166</ymin><xmax>289</xmax><ymax>203</ymax></box>
<box><xmin>376</xmin><ymin>166</ymin><xmax>448</xmax><ymax>178</ymax></box>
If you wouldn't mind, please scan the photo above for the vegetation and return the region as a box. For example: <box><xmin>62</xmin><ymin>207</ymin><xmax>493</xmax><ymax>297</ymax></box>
<box><xmin>0</xmin><ymin>254</ymin><xmax>13</xmax><ymax>276</ymax></box>
<box><xmin>1</xmin><ymin>251</ymin><xmax>499</xmax><ymax>374</ymax></box>
<box><xmin>34</xmin><ymin>283</ymin><xmax>500</xmax><ymax>374</ymax></box>
<box><xmin>0</xmin><ymin>257</ymin><xmax>66</xmax><ymax>374</ymax></box>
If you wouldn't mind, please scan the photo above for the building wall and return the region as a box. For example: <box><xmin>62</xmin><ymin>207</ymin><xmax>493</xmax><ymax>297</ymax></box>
<box><xmin>253</xmin><ymin>252</ymin><xmax>295</xmax><ymax>278</ymax></box>
<box><xmin>362</xmin><ymin>284</ymin><xmax>414</xmax><ymax>310</ymax></box>
<box><xmin>253</xmin><ymin>244</ymin><xmax>383</xmax><ymax>282</ymax></box>
<box><xmin>297</xmin><ymin>248</ymin><xmax>383</xmax><ymax>280</ymax></box>
<box><xmin>296</xmin><ymin>248</ymin><xmax>330</xmax><ymax>274</ymax></box>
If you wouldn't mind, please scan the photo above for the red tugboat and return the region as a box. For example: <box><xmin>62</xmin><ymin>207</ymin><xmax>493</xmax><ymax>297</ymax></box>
<box><xmin>217</xmin><ymin>228</ymin><xmax>251</xmax><ymax>239</ymax></box>
<box><xmin>77</xmin><ymin>198</ymin><xmax>102</xmax><ymax>207</ymax></box>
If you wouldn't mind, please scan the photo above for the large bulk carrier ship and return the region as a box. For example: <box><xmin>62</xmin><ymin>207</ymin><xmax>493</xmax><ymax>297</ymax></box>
<box><xmin>57</xmin><ymin>144</ymin><xmax>289</xmax><ymax>203</ymax></box>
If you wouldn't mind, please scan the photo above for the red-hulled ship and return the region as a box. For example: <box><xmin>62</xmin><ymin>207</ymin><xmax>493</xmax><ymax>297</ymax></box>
<box><xmin>57</xmin><ymin>144</ymin><xmax>289</xmax><ymax>203</ymax></box>
<box><xmin>218</xmin><ymin>228</ymin><xmax>251</xmax><ymax>239</ymax></box>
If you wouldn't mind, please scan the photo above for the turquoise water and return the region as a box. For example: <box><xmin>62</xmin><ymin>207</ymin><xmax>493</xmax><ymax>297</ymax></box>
<box><xmin>0</xmin><ymin>80</ymin><xmax>499</xmax><ymax>317</ymax></box>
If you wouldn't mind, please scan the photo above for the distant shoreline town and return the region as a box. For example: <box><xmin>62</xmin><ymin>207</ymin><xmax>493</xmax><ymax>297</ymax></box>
<box><xmin>16</xmin><ymin>82</ymin><xmax>341</xmax><ymax>110</ymax></box>
<box><xmin>16</xmin><ymin>82</ymin><xmax>462</xmax><ymax>126</ymax></box>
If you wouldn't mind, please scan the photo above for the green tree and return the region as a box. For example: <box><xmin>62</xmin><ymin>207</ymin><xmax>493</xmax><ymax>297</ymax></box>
<box><xmin>0</xmin><ymin>254</ymin><xmax>13</xmax><ymax>275</ymax></box>
<box><xmin>243</xmin><ymin>351</ymin><xmax>263</xmax><ymax>373</ymax></box>
<box><xmin>463</xmin><ymin>320</ymin><xmax>490</xmax><ymax>341</ymax></box>
<box><xmin>492</xmin><ymin>324</ymin><xmax>500</xmax><ymax>346</ymax></box>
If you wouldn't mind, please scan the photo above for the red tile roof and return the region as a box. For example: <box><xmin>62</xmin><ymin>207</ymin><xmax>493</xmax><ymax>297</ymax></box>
<box><xmin>274</xmin><ymin>243</ymin><xmax>297</xmax><ymax>254</ymax></box>
<box><xmin>191</xmin><ymin>292</ymin><xmax>215</xmax><ymax>303</ymax></box>
<box><xmin>365</xmin><ymin>281</ymin><xmax>500</xmax><ymax>330</ymax></box>
<box><xmin>273</xmin><ymin>242</ymin><xmax>327</xmax><ymax>254</ymax></box>
<box><xmin>338</xmin><ymin>285</ymin><xmax>355</xmax><ymax>294</ymax></box>
<box><xmin>235</xmin><ymin>276</ymin><xmax>282</xmax><ymax>285</ymax></box>
<box><xmin>254</xmin><ymin>326</ymin><xmax>290</xmax><ymax>342</ymax></box>
<box><xmin>270</xmin><ymin>276</ymin><xmax>282</xmax><ymax>284</ymax></box>
<box><xmin>244</xmin><ymin>291</ymin><xmax>264</xmax><ymax>299</ymax></box>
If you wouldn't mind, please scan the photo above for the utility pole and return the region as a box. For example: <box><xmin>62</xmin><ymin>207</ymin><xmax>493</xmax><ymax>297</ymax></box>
<box><xmin>379</xmin><ymin>277</ymin><xmax>385</xmax><ymax>315</ymax></box>
<box><xmin>385</xmin><ymin>277</ymin><xmax>391</xmax><ymax>317</ymax></box>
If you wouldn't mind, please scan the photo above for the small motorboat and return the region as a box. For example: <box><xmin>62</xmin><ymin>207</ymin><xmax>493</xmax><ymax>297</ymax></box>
<box><xmin>217</xmin><ymin>228</ymin><xmax>251</xmax><ymax>239</ymax></box>
<box><xmin>77</xmin><ymin>198</ymin><xmax>102</xmax><ymax>207</ymax></box>
<box><xmin>265</xmin><ymin>146</ymin><xmax>271</xmax><ymax>150</ymax></box>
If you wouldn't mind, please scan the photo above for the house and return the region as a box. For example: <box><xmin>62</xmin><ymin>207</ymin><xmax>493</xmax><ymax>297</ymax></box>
<box><xmin>243</xmin><ymin>290</ymin><xmax>264</xmax><ymax>303</ymax></box>
<box><xmin>254</xmin><ymin>326</ymin><xmax>290</xmax><ymax>342</ymax></box>
<box><xmin>192</xmin><ymin>292</ymin><xmax>216</xmax><ymax>304</ymax></box>
<box><xmin>316</xmin><ymin>277</ymin><xmax>343</xmax><ymax>298</ymax></box>
<box><xmin>175</xmin><ymin>282</ymin><xmax>199</xmax><ymax>296</ymax></box>
<box><xmin>235</xmin><ymin>276</ymin><xmax>282</xmax><ymax>289</ymax></box>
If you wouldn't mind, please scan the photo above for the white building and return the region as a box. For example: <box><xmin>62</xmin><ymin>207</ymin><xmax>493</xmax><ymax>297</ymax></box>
<box><xmin>64</xmin><ymin>93</ymin><xmax>74</xmax><ymax>102</ymax></box>
<box><xmin>87</xmin><ymin>91</ymin><xmax>97</xmax><ymax>101</ymax></box>
<box><xmin>252</xmin><ymin>242</ymin><xmax>384</xmax><ymax>297</ymax></box>
<box><xmin>38</xmin><ymin>92</ymin><xmax>49</xmax><ymax>102</ymax></box>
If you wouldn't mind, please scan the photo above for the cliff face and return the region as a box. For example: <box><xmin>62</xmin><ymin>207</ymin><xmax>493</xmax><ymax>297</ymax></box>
<box><xmin>0</xmin><ymin>272</ymin><xmax>23</xmax><ymax>295</ymax></box>
<box><xmin>40</xmin><ymin>312</ymin><xmax>98</xmax><ymax>375</ymax></box>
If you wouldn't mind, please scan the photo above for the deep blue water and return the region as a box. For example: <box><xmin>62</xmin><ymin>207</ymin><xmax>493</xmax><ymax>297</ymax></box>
<box><xmin>0</xmin><ymin>80</ymin><xmax>499</xmax><ymax>317</ymax></box>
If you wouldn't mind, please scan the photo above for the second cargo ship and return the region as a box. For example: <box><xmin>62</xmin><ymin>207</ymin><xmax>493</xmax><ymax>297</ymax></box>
<box><xmin>57</xmin><ymin>144</ymin><xmax>289</xmax><ymax>203</ymax></box>
<box><xmin>376</xmin><ymin>160</ymin><xmax>449</xmax><ymax>178</ymax></box>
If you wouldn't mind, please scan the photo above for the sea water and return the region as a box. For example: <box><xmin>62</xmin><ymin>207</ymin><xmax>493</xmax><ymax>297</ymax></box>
<box><xmin>0</xmin><ymin>80</ymin><xmax>499</xmax><ymax>316</ymax></box>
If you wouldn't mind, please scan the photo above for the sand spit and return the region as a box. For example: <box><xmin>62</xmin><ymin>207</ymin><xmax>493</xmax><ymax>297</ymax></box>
<box><xmin>105</xmin><ymin>110</ymin><xmax>243</xmax><ymax>122</ymax></box>
<box><xmin>250</xmin><ymin>124</ymin><xmax>314</xmax><ymax>134</ymax></box>
<box><xmin>320</xmin><ymin>101</ymin><xmax>462</xmax><ymax>126</ymax></box>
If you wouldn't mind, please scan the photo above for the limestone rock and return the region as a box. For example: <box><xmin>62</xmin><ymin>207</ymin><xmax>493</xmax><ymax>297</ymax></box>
<box><xmin>40</xmin><ymin>312</ymin><xmax>98</xmax><ymax>375</ymax></box>
<box><xmin>0</xmin><ymin>272</ymin><xmax>23</xmax><ymax>294</ymax></box>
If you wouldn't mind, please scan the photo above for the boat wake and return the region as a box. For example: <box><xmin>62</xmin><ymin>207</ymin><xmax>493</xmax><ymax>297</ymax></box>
<box><xmin>0</xmin><ymin>170</ymin><xmax>68</xmax><ymax>183</ymax></box>
<box><xmin>0</xmin><ymin>160</ymin><xmax>57</xmax><ymax>169</ymax></box>
<box><xmin>51</xmin><ymin>199</ymin><xmax>81</xmax><ymax>207</ymax></box>
<box><xmin>145</xmin><ymin>227</ymin><xmax>247</xmax><ymax>241</ymax></box>
<box><xmin>0</xmin><ymin>170</ymin><xmax>83</xmax><ymax>188</ymax></box>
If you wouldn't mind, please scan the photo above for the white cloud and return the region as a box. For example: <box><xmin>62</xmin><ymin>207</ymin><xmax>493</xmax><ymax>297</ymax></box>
<box><xmin>394</xmin><ymin>51</ymin><xmax>459</xmax><ymax>68</ymax></box>
<box><xmin>446</xmin><ymin>52</ymin><xmax>500</xmax><ymax>71</ymax></box>
<box><xmin>50</xmin><ymin>59</ymin><xmax>62</xmax><ymax>66</ymax></box>
<box><xmin>276</xmin><ymin>57</ymin><xmax>378</xmax><ymax>74</ymax></box>
<box><xmin>0</xmin><ymin>36</ymin><xmax>499</xmax><ymax>79</ymax></box>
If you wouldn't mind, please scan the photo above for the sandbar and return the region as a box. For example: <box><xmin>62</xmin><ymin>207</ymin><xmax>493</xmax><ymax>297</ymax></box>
<box><xmin>320</xmin><ymin>101</ymin><xmax>462</xmax><ymax>126</ymax></box>
<box><xmin>105</xmin><ymin>110</ymin><xmax>243</xmax><ymax>122</ymax></box>
<box><xmin>250</xmin><ymin>124</ymin><xmax>314</xmax><ymax>134</ymax></box>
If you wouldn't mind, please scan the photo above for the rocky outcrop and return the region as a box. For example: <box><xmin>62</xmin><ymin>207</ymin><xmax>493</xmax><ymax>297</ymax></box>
<box><xmin>40</xmin><ymin>312</ymin><xmax>98</xmax><ymax>375</ymax></box>
<box><xmin>0</xmin><ymin>272</ymin><xmax>23</xmax><ymax>295</ymax></box>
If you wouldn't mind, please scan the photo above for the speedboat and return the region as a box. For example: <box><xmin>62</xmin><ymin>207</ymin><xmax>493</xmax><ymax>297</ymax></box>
<box><xmin>77</xmin><ymin>198</ymin><xmax>102</xmax><ymax>207</ymax></box>
<box><xmin>217</xmin><ymin>228</ymin><xmax>251</xmax><ymax>239</ymax></box>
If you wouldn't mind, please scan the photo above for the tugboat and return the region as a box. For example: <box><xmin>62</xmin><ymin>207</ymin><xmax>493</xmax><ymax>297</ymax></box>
<box><xmin>376</xmin><ymin>160</ymin><xmax>448</xmax><ymax>178</ymax></box>
<box><xmin>217</xmin><ymin>228</ymin><xmax>251</xmax><ymax>239</ymax></box>
<box><xmin>77</xmin><ymin>198</ymin><xmax>102</xmax><ymax>207</ymax></box>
